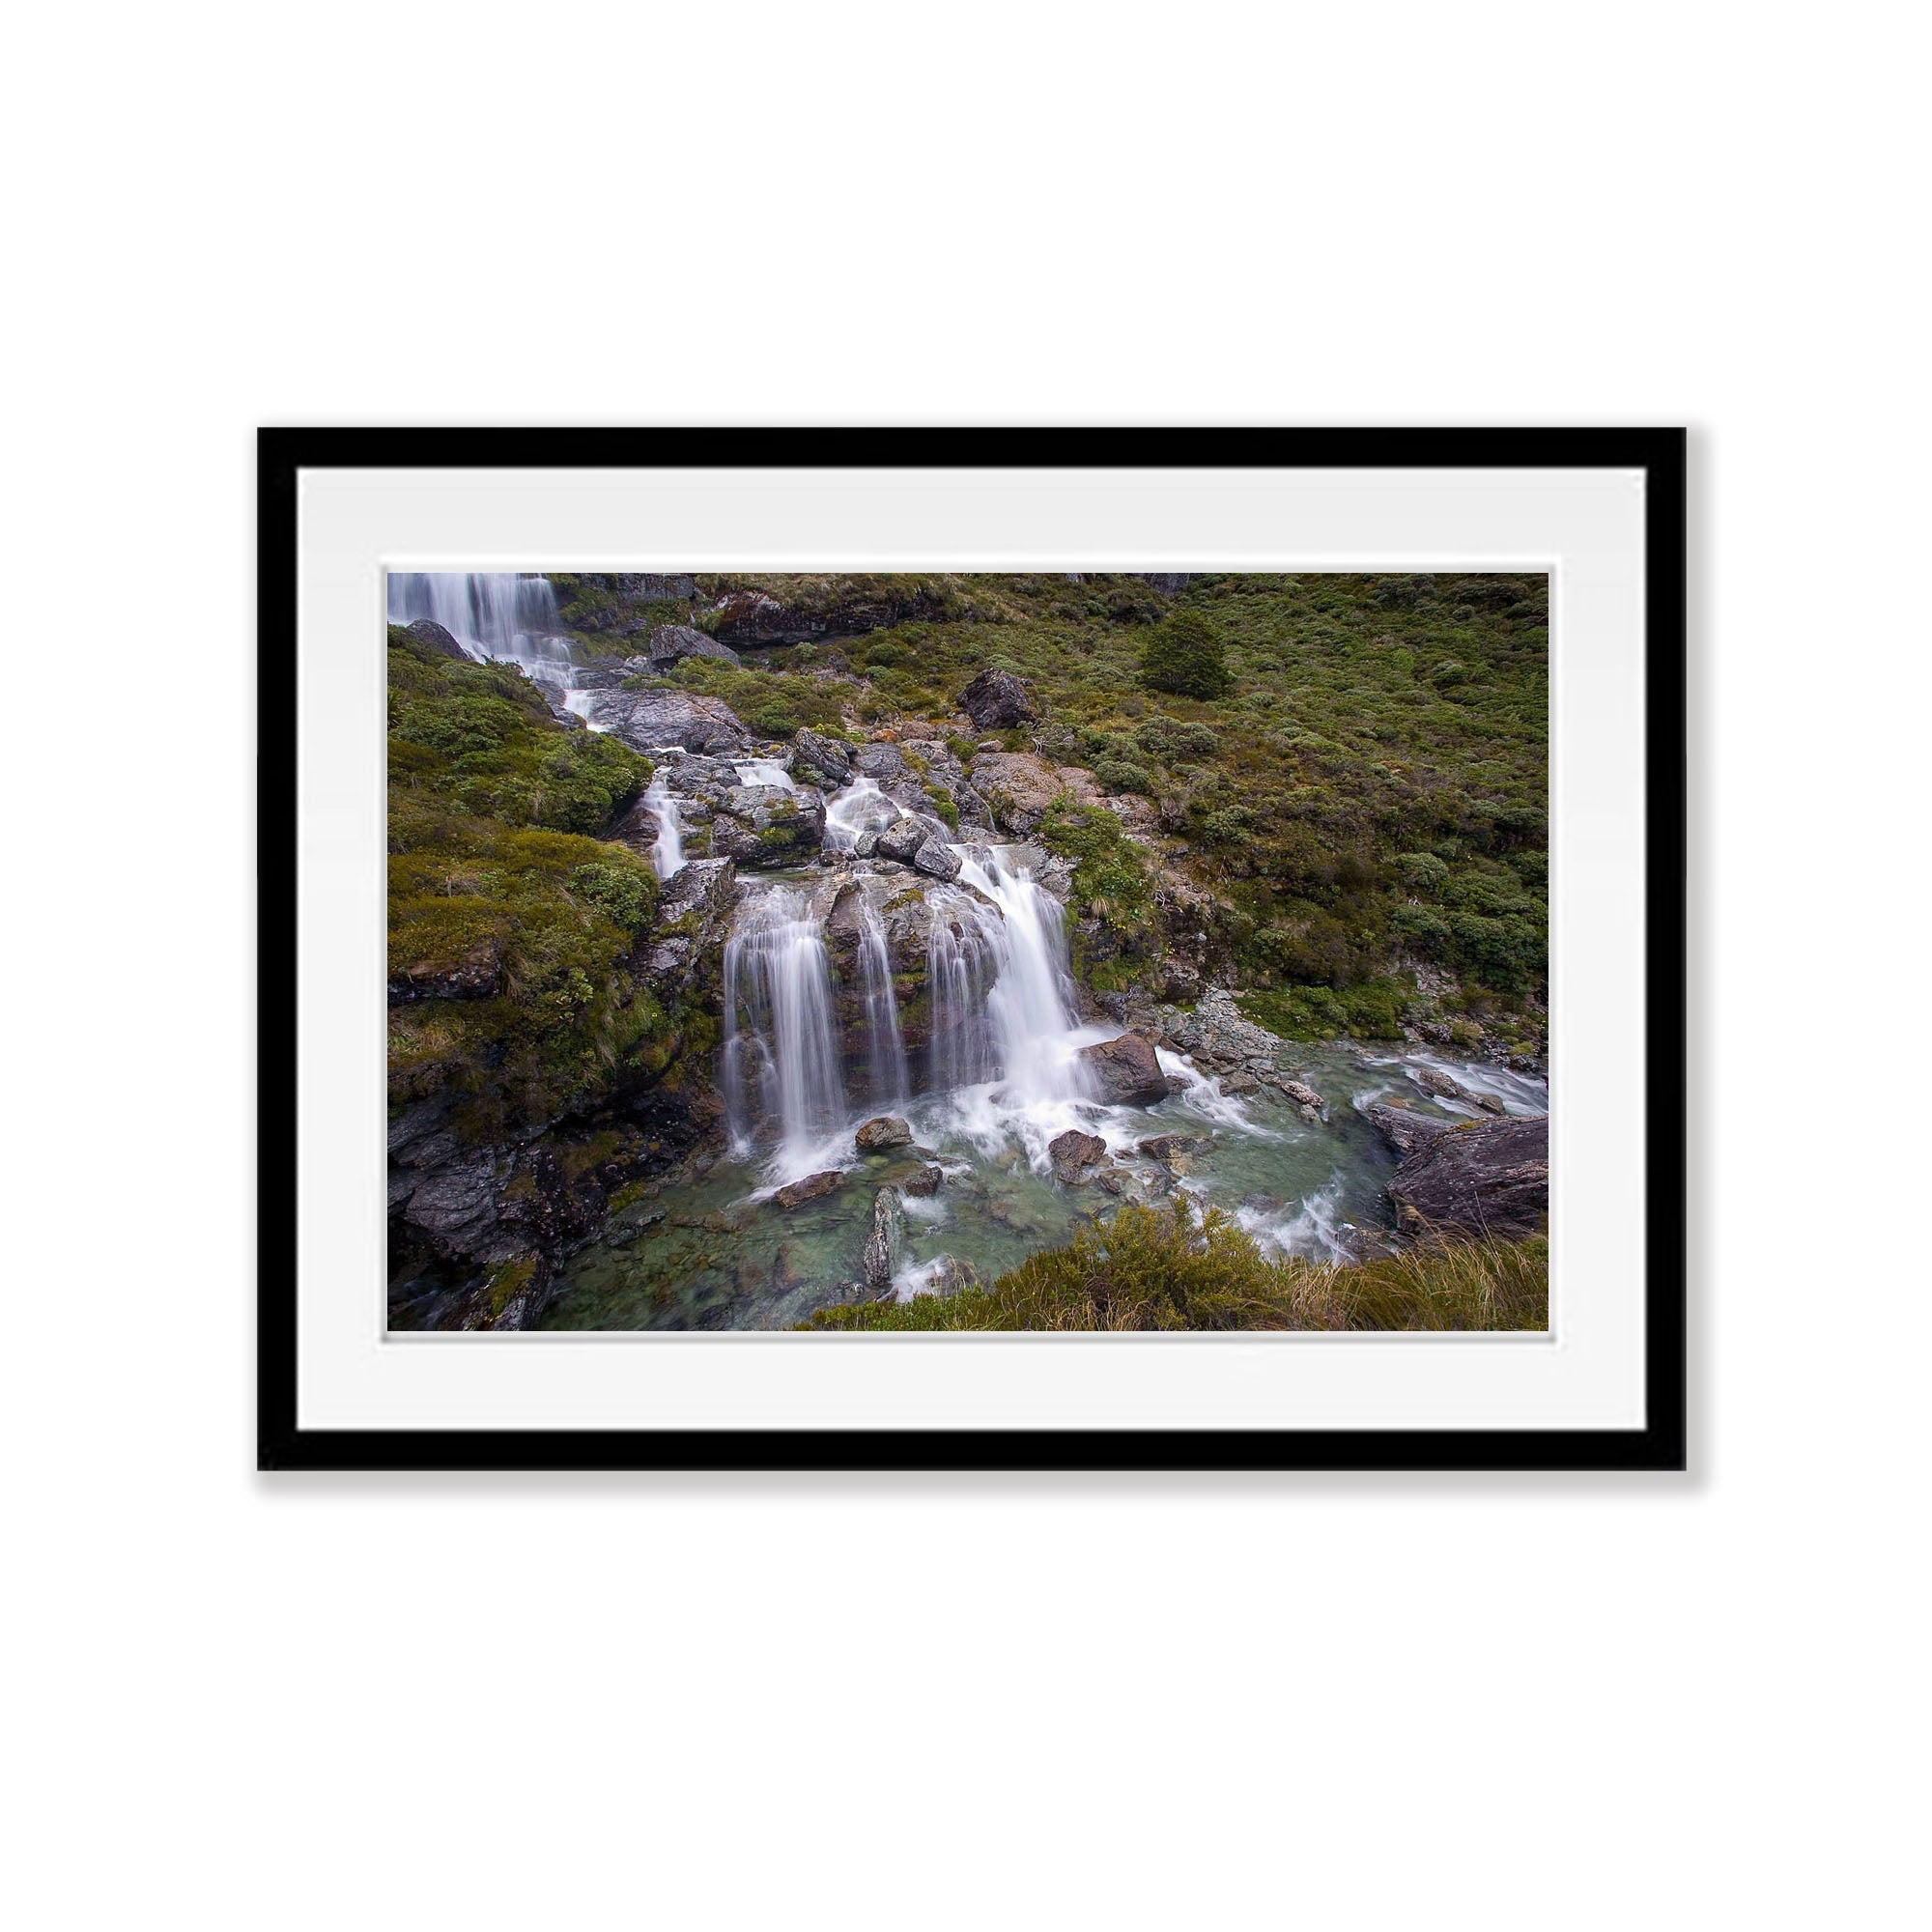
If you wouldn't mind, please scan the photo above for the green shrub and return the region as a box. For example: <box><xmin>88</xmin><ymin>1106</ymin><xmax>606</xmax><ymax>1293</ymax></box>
<box><xmin>1136</xmin><ymin>715</ymin><xmax>1218</xmax><ymax>763</ymax></box>
<box><xmin>1140</xmin><ymin>609</ymin><xmax>1233</xmax><ymax>700</ymax></box>
<box><xmin>1091</xmin><ymin>758</ymin><xmax>1153</xmax><ymax>796</ymax></box>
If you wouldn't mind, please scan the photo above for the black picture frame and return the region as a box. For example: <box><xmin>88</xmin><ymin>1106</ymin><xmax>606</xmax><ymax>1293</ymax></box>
<box><xmin>258</xmin><ymin>427</ymin><xmax>1686</xmax><ymax>1473</ymax></box>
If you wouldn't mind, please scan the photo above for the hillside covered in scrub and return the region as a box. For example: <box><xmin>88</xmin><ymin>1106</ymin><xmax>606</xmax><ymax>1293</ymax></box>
<box><xmin>385</xmin><ymin>570</ymin><xmax>1548</xmax><ymax>1330</ymax></box>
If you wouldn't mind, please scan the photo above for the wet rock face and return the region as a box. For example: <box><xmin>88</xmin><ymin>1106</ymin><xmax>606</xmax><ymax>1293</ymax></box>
<box><xmin>1411</xmin><ymin>1065</ymin><xmax>1505</xmax><ymax>1114</ymax></box>
<box><xmin>910</xmin><ymin>838</ymin><xmax>961</xmax><ymax>880</ymax></box>
<box><xmin>855</xmin><ymin>1115</ymin><xmax>913</xmax><ymax>1151</ymax></box>
<box><xmin>635</xmin><ymin>859</ymin><xmax>738</xmax><ymax>998</ymax></box>
<box><xmin>1383</xmin><ymin>1114</ymin><xmax>1548</xmax><ymax>1239</ymax></box>
<box><xmin>404</xmin><ymin>617</ymin><xmax>469</xmax><ymax>660</ymax></box>
<box><xmin>1136</xmin><ymin>1133</ymin><xmax>1205</xmax><ymax>1176</ymax></box>
<box><xmin>775</xmin><ymin>1170</ymin><xmax>845</xmax><ymax>1210</ymax></box>
<box><xmin>595</xmin><ymin>690</ymin><xmax>749</xmax><ymax>754</ymax></box>
<box><xmin>1363</xmin><ymin>1104</ymin><xmax>1454</xmax><ymax>1160</ymax></box>
<box><xmin>1048</xmin><ymin>1129</ymin><xmax>1109</xmax><ymax>1185</ymax></box>
<box><xmin>958</xmin><ymin>668</ymin><xmax>1037</xmax><ymax>730</ymax></box>
<box><xmin>1076</xmin><ymin>1032</ymin><xmax>1172</xmax><ymax>1105</ymax></box>
<box><xmin>903</xmin><ymin>1164</ymin><xmax>943</xmax><ymax>1198</ymax></box>
<box><xmin>872</xmin><ymin>816</ymin><xmax>929</xmax><ymax>864</ymax></box>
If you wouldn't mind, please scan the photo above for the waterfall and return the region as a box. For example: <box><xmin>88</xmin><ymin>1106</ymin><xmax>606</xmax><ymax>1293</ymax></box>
<box><xmin>824</xmin><ymin>775</ymin><xmax>900</xmax><ymax>853</ymax></box>
<box><xmin>642</xmin><ymin>773</ymin><xmax>685</xmax><ymax>879</ymax></box>
<box><xmin>722</xmin><ymin>888</ymin><xmax>847</xmax><ymax>1171</ymax></box>
<box><xmin>734</xmin><ymin>758</ymin><xmax>797</xmax><ymax>792</ymax></box>
<box><xmin>387</xmin><ymin>571</ymin><xmax>582</xmax><ymax>710</ymax></box>
<box><xmin>953</xmin><ymin>846</ymin><xmax>1088</xmax><ymax>1103</ymax></box>
<box><xmin>925</xmin><ymin>889</ymin><xmax>1005</xmax><ymax>1092</ymax></box>
<box><xmin>856</xmin><ymin>898</ymin><xmax>909</xmax><ymax>1107</ymax></box>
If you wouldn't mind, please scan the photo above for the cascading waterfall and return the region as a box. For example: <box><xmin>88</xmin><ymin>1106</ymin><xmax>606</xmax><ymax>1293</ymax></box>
<box><xmin>924</xmin><ymin>889</ymin><xmax>1006</xmax><ymax>1092</ymax></box>
<box><xmin>952</xmin><ymin>846</ymin><xmax>1088</xmax><ymax>1103</ymax></box>
<box><xmin>722</xmin><ymin>889</ymin><xmax>847</xmax><ymax>1171</ymax></box>
<box><xmin>733</xmin><ymin>758</ymin><xmax>797</xmax><ymax>791</ymax></box>
<box><xmin>823</xmin><ymin>775</ymin><xmax>899</xmax><ymax>853</ymax></box>
<box><xmin>855</xmin><ymin>899</ymin><xmax>909</xmax><ymax>1107</ymax></box>
<box><xmin>386</xmin><ymin>571</ymin><xmax>583</xmax><ymax>711</ymax></box>
<box><xmin>642</xmin><ymin>773</ymin><xmax>686</xmax><ymax>880</ymax></box>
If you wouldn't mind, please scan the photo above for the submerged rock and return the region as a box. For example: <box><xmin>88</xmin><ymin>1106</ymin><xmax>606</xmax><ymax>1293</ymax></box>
<box><xmin>958</xmin><ymin>667</ymin><xmax>1037</xmax><ymax>730</ymax></box>
<box><xmin>863</xmin><ymin>1187</ymin><xmax>906</xmax><ymax>1293</ymax></box>
<box><xmin>1048</xmin><ymin>1128</ymin><xmax>1109</xmax><ymax>1185</ymax></box>
<box><xmin>855</xmin><ymin>1115</ymin><xmax>913</xmax><ymax>1151</ymax></box>
<box><xmin>1077</xmin><ymin>1032</ymin><xmax>1171</xmax><ymax>1105</ymax></box>
<box><xmin>903</xmin><ymin>1164</ymin><xmax>944</xmax><ymax>1197</ymax></box>
<box><xmin>774</xmin><ymin>1170</ymin><xmax>845</xmax><ymax>1210</ymax></box>
<box><xmin>1136</xmin><ymin>1133</ymin><xmax>1205</xmax><ymax>1176</ymax></box>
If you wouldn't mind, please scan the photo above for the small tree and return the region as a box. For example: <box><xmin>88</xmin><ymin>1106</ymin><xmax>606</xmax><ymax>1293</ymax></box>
<box><xmin>1139</xmin><ymin>610</ymin><xmax>1232</xmax><ymax>700</ymax></box>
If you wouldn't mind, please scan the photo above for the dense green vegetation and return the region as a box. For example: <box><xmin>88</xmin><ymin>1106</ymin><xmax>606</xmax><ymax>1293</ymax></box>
<box><xmin>1140</xmin><ymin>608</ymin><xmax>1233</xmax><ymax>699</ymax></box>
<box><xmin>386</xmin><ymin>628</ymin><xmax>706</xmax><ymax>1136</ymax></box>
<box><xmin>805</xmin><ymin>1197</ymin><xmax>1548</xmax><ymax>1331</ymax></box>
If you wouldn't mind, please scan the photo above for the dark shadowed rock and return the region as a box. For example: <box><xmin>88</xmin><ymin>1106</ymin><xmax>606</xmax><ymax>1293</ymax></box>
<box><xmin>388</xmin><ymin>937</ymin><xmax>502</xmax><ymax>1005</ymax></box>
<box><xmin>404</xmin><ymin>1156</ymin><xmax>501</xmax><ymax>1247</ymax></box>
<box><xmin>1048</xmin><ymin>1129</ymin><xmax>1109</xmax><ymax>1185</ymax></box>
<box><xmin>1363</xmin><ymin>1104</ymin><xmax>1455</xmax><ymax>1160</ymax></box>
<box><xmin>863</xmin><ymin>1187</ymin><xmax>906</xmax><ymax>1293</ymax></box>
<box><xmin>903</xmin><ymin>1164</ymin><xmax>943</xmax><ymax>1197</ymax></box>
<box><xmin>958</xmin><ymin>667</ymin><xmax>1037</xmax><ymax>730</ymax></box>
<box><xmin>1386</xmin><ymin>1115</ymin><xmax>1548</xmax><ymax>1239</ymax></box>
<box><xmin>405</xmin><ymin>617</ymin><xmax>470</xmax><ymax>660</ymax></box>
<box><xmin>855</xmin><ymin>1115</ymin><xmax>913</xmax><ymax>1151</ymax></box>
<box><xmin>1077</xmin><ymin>1032</ymin><xmax>1171</xmax><ymax>1104</ymax></box>
<box><xmin>644</xmin><ymin>623</ymin><xmax>742</xmax><ymax>670</ymax></box>
<box><xmin>1133</xmin><ymin>574</ymin><xmax>1194</xmax><ymax>597</ymax></box>
<box><xmin>774</xmin><ymin>1170</ymin><xmax>845</xmax><ymax>1210</ymax></box>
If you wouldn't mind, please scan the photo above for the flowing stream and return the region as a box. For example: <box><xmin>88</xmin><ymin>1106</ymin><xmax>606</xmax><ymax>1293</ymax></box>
<box><xmin>387</xmin><ymin>570</ymin><xmax>586</xmax><ymax>714</ymax></box>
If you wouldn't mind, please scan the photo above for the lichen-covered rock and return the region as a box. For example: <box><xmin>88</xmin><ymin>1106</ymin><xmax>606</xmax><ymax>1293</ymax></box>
<box><xmin>958</xmin><ymin>667</ymin><xmax>1037</xmax><ymax>730</ymax></box>
<box><xmin>707</xmin><ymin>784</ymin><xmax>827</xmax><ymax>867</ymax></box>
<box><xmin>872</xmin><ymin>816</ymin><xmax>927</xmax><ymax>863</ymax></box>
<box><xmin>855</xmin><ymin>1115</ymin><xmax>913</xmax><ymax>1151</ymax></box>
<box><xmin>1076</xmin><ymin>1032</ymin><xmax>1171</xmax><ymax>1104</ymax></box>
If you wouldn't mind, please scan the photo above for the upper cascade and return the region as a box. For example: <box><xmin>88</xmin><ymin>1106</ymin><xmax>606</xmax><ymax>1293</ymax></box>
<box><xmin>388</xmin><ymin>572</ymin><xmax>579</xmax><ymax>700</ymax></box>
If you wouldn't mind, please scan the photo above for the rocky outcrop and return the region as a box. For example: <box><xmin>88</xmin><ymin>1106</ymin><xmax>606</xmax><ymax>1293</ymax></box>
<box><xmin>405</xmin><ymin>617</ymin><xmax>469</xmax><ymax>660</ymax></box>
<box><xmin>775</xmin><ymin>1170</ymin><xmax>845</xmax><ymax>1209</ymax></box>
<box><xmin>706</xmin><ymin>583</ymin><xmax>954</xmax><ymax>647</ymax></box>
<box><xmin>958</xmin><ymin>667</ymin><xmax>1037</xmax><ymax>730</ymax></box>
<box><xmin>862</xmin><ymin>1187</ymin><xmax>906</xmax><ymax>1293</ymax></box>
<box><xmin>1411</xmin><ymin>1065</ymin><xmax>1505</xmax><ymax>1114</ymax></box>
<box><xmin>1378</xmin><ymin>1113</ymin><xmax>1548</xmax><ymax>1239</ymax></box>
<box><xmin>388</xmin><ymin>938</ymin><xmax>502</xmax><ymax>1005</ymax></box>
<box><xmin>1076</xmin><ymin>1032</ymin><xmax>1171</xmax><ymax>1104</ymax></box>
<box><xmin>634</xmin><ymin>859</ymin><xmax>737</xmax><ymax>997</ymax></box>
<box><xmin>640</xmin><ymin>623</ymin><xmax>742</xmax><ymax>670</ymax></box>
<box><xmin>1133</xmin><ymin>574</ymin><xmax>1195</xmax><ymax>597</ymax></box>
<box><xmin>595</xmin><ymin>690</ymin><xmax>749</xmax><ymax>754</ymax></box>
<box><xmin>1048</xmin><ymin>1129</ymin><xmax>1109</xmax><ymax>1185</ymax></box>
<box><xmin>855</xmin><ymin>1115</ymin><xmax>913</xmax><ymax>1151</ymax></box>
<box><xmin>968</xmin><ymin>752</ymin><xmax>1064</xmax><ymax>836</ymax></box>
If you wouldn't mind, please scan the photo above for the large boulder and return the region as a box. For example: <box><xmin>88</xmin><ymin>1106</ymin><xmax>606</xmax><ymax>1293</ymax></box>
<box><xmin>855</xmin><ymin>1115</ymin><xmax>913</xmax><ymax>1151</ymax></box>
<box><xmin>1384</xmin><ymin>1115</ymin><xmax>1548</xmax><ymax>1239</ymax></box>
<box><xmin>872</xmin><ymin>815</ymin><xmax>928</xmax><ymax>863</ymax></box>
<box><xmin>707</xmin><ymin>784</ymin><xmax>826</xmax><ymax>867</ymax></box>
<box><xmin>642</xmin><ymin>623</ymin><xmax>742</xmax><ymax>670</ymax></box>
<box><xmin>1048</xmin><ymin>1129</ymin><xmax>1109</xmax><ymax>1185</ymax></box>
<box><xmin>1076</xmin><ymin>1032</ymin><xmax>1171</xmax><ymax>1105</ymax></box>
<box><xmin>968</xmin><ymin>752</ymin><xmax>1064</xmax><ymax>836</ymax></box>
<box><xmin>855</xmin><ymin>742</ymin><xmax>905</xmax><ymax>782</ymax></box>
<box><xmin>958</xmin><ymin>667</ymin><xmax>1037</xmax><ymax>730</ymax></box>
<box><xmin>404</xmin><ymin>617</ymin><xmax>470</xmax><ymax>660</ymax></box>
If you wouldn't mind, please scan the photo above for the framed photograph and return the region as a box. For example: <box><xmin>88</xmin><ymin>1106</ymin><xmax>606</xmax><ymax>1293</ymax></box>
<box><xmin>259</xmin><ymin>428</ymin><xmax>1685</xmax><ymax>1471</ymax></box>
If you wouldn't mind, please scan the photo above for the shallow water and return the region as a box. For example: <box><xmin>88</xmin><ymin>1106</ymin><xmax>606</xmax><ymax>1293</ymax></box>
<box><xmin>537</xmin><ymin>1040</ymin><xmax>1545</xmax><ymax>1331</ymax></box>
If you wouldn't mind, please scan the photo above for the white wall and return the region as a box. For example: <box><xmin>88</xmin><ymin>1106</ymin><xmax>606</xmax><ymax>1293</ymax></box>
<box><xmin>6</xmin><ymin>4</ymin><xmax>1924</xmax><ymax>1927</ymax></box>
